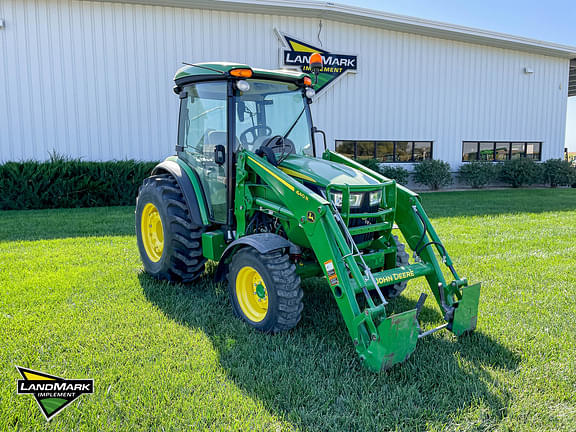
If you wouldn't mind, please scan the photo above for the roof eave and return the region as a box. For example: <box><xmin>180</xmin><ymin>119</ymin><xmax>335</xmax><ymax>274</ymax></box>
<box><xmin>90</xmin><ymin>0</ymin><xmax>576</xmax><ymax>58</ymax></box>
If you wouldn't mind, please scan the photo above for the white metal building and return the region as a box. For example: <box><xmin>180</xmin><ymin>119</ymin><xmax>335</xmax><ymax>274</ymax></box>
<box><xmin>1</xmin><ymin>0</ymin><xmax>575</xmax><ymax>168</ymax></box>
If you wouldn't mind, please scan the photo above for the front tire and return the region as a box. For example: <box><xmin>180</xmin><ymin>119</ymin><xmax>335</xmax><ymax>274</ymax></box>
<box><xmin>381</xmin><ymin>235</ymin><xmax>410</xmax><ymax>298</ymax></box>
<box><xmin>135</xmin><ymin>173</ymin><xmax>206</xmax><ymax>283</ymax></box>
<box><xmin>228</xmin><ymin>247</ymin><xmax>303</xmax><ymax>333</ymax></box>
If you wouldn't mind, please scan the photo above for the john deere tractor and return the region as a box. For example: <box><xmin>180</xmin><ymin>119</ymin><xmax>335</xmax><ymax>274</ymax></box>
<box><xmin>135</xmin><ymin>58</ymin><xmax>481</xmax><ymax>372</ymax></box>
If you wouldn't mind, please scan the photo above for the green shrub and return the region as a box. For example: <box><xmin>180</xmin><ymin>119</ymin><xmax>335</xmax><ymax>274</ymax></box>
<box><xmin>379</xmin><ymin>166</ymin><xmax>410</xmax><ymax>185</ymax></box>
<box><xmin>541</xmin><ymin>159</ymin><xmax>576</xmax><ymax>187</ymax></box>
<box><xmin>498</xmin><ymin>158</ymin><xmax>541</xmax><ymax>188</ymax></box>
<box><xmin>0</xmin><ymin>155</ymin><xmax>157</xmax><ymax>210</ymax></box>
<box><xmin>357</xmin><ymin>158</ymin><xmax>380</xmax><ymax>172</ymax></box>
<box><xmin>357</xmin><ymin>159</ymin><xmax>410</xmax><ymax>185</ymax></box>
<box><xmin>458</xmin><ymin>161</ymin><xmax>497</xmax><ymax>188</ymax></box>
<box><xmin>413</xmin><ymin>160</ymin><xmax>452</xmax><ymax>190</ymax></box>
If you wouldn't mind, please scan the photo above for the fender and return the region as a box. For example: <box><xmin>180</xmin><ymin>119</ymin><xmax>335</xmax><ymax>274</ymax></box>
<box><xmin>214</xmin><ymin>233</ymin><xmax>294</xmax><ymax>282</ymax></box>
<box><xmin>151</xmin><ymin>159</ymin><xmax>209</xmax><ymax>226</ymax></box>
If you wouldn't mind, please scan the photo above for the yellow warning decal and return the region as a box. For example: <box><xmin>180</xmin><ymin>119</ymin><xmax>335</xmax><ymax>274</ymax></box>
<box><xmin>279</xmin><ymin>167</ymin><xmax>316</xmax><ymax>183</ymax></box>
<box><xmin>248</xmin><ymin>157</ymin><xmax>295</xmax><ymax>191</ymax></box>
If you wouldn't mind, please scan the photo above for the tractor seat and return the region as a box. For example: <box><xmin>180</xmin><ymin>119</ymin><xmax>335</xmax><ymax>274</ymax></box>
<box><xmin>205</xmin><ymin>130</ymin><xmax>240</xmax><ymax>150</ymax></box>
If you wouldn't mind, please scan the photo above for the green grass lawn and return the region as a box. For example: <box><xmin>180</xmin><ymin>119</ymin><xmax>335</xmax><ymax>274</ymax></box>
<box><xmin>1</xmin><ymin>189</ymin><xmax>575</xmax><ymax>431</ymax></box>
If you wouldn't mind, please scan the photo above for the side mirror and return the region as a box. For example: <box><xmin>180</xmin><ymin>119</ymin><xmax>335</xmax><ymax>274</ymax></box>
<box><xmin>214</xmin><ymin>144</ymin><xmax>226</xmax><ymax>166</ymax></box>
<box><xmin>237</xmin><ymin>101</ymin><xmax>245</xmax><ymax>122</ymax></box>
<box><xmin>309</xmin><ymin>52</ymin><xmax>323</xmax><ymax>86</ymax></box>
<box><xmin>312</xmin><ymin>127</ymin><xmax>327</xmax><ymax>152</ymax></box>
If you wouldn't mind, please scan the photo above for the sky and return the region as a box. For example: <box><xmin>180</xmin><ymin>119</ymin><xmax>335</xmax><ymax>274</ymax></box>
<box><xmin>313</xmin><ymin>0</ymin><xmax>576</xmax><ymax>151</ymax></box>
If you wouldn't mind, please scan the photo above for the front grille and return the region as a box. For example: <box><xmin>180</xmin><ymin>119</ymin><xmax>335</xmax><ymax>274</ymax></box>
<box><xmin>349</xmin><ymin>201</ymin><xmax>379</xmax><ymax>246</ymax></box>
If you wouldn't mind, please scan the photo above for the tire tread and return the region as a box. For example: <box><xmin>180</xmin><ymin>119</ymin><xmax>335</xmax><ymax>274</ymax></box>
<box><xmin>228</xmin><ymin>247</ymin><xmax>303</xmax><ymax>333</ymax></box>
<box><xmin>136</xmin><ymin>173</ymin><xmax>206</xmax><ymax>283</ymax></box>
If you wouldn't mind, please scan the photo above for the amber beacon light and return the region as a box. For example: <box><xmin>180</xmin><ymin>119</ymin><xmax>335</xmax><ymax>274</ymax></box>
<box><xmin>309</xmin><ymin>52</ymin><xmax>323</xmax><ymax>85</ymax></box>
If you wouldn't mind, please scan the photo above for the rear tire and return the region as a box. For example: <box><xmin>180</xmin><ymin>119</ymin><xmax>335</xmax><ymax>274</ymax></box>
<box><xmin>135</xmin><ymin>173</ymin><xmax>206</xmax><ymax>283</ymax></box>
<box><xmin>228</xmin><ymin>247</ymin><xmax>303</xmax><ymax>333</ymax></box>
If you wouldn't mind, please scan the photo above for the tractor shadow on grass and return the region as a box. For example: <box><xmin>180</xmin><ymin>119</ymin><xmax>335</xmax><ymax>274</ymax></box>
<box><xmin>140</xmin><ymin>272</ymin><xmax>520</xmax><ymax>431</ymax></box>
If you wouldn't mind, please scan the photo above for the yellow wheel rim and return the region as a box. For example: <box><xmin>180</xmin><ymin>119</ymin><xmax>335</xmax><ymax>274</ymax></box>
<box><xmin>141</xmin><ymin>203</ymin><xmax>164</xmax><ymax>262</ymax></box>
<box><xmin>235</xmin><ymin>266</ymin><xmax>268</xmax><ymax>322</ymax></box>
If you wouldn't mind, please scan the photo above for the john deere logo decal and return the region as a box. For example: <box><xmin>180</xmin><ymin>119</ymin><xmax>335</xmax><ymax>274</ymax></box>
<box><xmin>16</xmin><ymin>366</ymin><xmax>94</xmax><ymax>421</ymax></box>
<box><xmin>277</xmin><ymin>31</ymin><xmax>358</xmax><ymax>94</ymax></box>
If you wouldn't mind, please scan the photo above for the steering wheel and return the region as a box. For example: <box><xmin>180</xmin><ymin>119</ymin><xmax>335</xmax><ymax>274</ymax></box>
<box><xmin>239</xmin><ymin>125</ymin><xmax>272</xmax><ymax>146</ymax></box>
<box><xmin>256</xmin><ymin>136</ymin><xmax>296</xmax><ymax>166</ymax></box>
<box><xmin>263</xmin><ymin>136</ymin><xmax>295</xmax><ymax>155</ymax></box>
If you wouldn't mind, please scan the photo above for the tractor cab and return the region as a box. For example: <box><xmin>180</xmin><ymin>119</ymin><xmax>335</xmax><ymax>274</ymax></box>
<box><xmin>173</xmin><ymin>63</ymin><xmax>317</xmax><ymax>224</ymax></box>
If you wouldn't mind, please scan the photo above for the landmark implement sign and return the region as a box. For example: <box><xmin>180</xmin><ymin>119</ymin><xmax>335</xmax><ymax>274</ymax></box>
<box><xmin>278</xmin><ymin>32</ymin><xmax>358</xmax><ymax>94</ymax></box>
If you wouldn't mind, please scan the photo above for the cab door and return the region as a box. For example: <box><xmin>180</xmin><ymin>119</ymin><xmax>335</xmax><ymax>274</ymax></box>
<box><xmin>178</xmin><ymin>81</ymin><xmax>228</xmax><ymax>223</ymax></box>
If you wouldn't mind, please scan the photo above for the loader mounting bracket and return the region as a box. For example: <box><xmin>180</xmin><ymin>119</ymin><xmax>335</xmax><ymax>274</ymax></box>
<box><xmin>450</xmin><ymin>283</ymin><xmax>481</xmax><ymax>336</ymax></box>
<box><xmin>361</xmin><ymin>309</ymin><xmax>419</xmax><ymax>372</ymax></box>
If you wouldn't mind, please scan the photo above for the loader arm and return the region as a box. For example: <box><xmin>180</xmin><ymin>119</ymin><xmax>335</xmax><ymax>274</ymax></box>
<box><xmin>324</xmin><ymin>151</ymin><xmax>481</xmax><ymax>336</ymax></box>
<box><xmin>234</xmin><ymin>150</ymin><xmax>480</xmax><ymax>371</ymax></box>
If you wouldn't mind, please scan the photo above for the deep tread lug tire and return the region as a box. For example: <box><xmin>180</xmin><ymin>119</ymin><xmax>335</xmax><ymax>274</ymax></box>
<box><xmin>228</xmin><ymin>247</ymin><xmax>303</xmax><ymax>333</ymax></box>
<box><xmin>382</xmin><ymin>235</ymin><xmax>410</xmax><ymax>299</ymax></box>
<box><xmin>135</xmin><ymin>173</ymin><xmax>206</xmax><ymax>283</ymax></box>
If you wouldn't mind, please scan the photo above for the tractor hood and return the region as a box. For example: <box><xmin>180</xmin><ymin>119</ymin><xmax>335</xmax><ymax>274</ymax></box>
<box><xmin>279</xmin><ymin>155</ymin><xmax>380</xmax><ymax>188</ymax></box>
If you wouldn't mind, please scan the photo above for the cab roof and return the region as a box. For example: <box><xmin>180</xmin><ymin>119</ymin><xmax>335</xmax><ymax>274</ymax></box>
<box><xmin>174</xmin><ymin>62</ymin><xmax>309</xmax><ymax>84</ymax></box>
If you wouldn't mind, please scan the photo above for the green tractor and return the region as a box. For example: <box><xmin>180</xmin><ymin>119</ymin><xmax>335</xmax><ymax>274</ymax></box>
<box><xmin>135</xmin><ymin>58</ymin><xmax>481</xmax><ymax>372</ymax></box>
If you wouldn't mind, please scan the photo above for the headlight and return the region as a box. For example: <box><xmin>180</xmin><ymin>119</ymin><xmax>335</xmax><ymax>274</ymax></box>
<box><xmin>349</xmin><ymin>193</ymin><xmax>363</xmax><ymax>207</ymax></box>
<box><xmin>330</xmin><ymin>191</ymin><xmax>343</xmax><ymax>208</ymax></box>
<box><xmin>305</xmin><ymin>87</ymin><xmax>316</xmax><ymax>99</ymax></box>
<box><xmin>235</xmin><ymin>80</ymin><xmax>250</xmax><ymax>92</ymax></box>
<box><xmin>330</xmin><ymin>191</ymin><xmax>363</xmax><ymax>208</ymax></box>
<box><xmin>369</xmin><ymin>191</ymin><xmax>382</xmax><ymax>206</ymax></box>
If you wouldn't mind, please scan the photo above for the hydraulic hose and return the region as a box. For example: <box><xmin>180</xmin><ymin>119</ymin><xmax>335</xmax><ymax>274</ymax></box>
<box><xmin>412</xmin><ymin>206</ymin><xmax>428</xmax><ymax>255</ymax></box>
<box><xmin>416</xmin><ymin>241</ymin><xmax>448</xmax><ymax>259</ymax></box>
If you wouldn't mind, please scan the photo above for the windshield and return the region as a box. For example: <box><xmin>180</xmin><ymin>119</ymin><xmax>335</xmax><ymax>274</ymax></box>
<box><xmin>235</xmin><ymin>79</ymin><xmax>314</xmax><ymax>157</ymax></box>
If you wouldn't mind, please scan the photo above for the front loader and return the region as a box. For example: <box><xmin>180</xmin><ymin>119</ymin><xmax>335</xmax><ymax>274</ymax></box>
<box><xmin>135</xmin><ymin>59</ymin><xmax>481</xmax><ymax>372</ymax></box>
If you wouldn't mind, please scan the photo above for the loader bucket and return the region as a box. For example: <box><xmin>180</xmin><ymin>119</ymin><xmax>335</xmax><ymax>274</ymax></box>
<box><xmin>361</xmin><ymin>309</ymin><xmax>419</xmax><ymax>372</ymax></box>
<box><xmin>451</xmin><ymin>283</ymin><xmax>481</xmax><ymax>336</ymax></box>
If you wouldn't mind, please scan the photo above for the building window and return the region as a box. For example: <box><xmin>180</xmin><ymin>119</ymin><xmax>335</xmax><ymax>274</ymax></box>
<box><xmin>356</xmin><ymin>141</ymin><xmax>376</xmax><ymax>160</ymax></box>
<box><xmin>336</xmin><ymin>141</ymin><xmax>355</xmax><ymax>159</ymax></box>
<box><xmin>495</xmin><ymin>143</ymin><xmax>509</xmax><ymax>160</ymax></box>
<box><xmin>462</xmin><ymin>141</ymin><xmax>541</xmax><ymax>162</ymax></box>
<box><xmin>462</xmin><ymin>142</ymin><xmax>478</xmax><ymax>161</ymax></box>
<box><xmin>414</xmin><ymin>141</ymin><xmax>433</xmax><ymax>161</ymax></box>
<box><xmin>395</xmin><ymin>141</ymin><xmax>413</xmax><ymax>162</ymax></box>
<box><xmin>511</xmin><ymin>142</ymin><xmax>525</xmax><ymax>159</ymax></box>
<box><xmin>376</xmin><ymin>141</ymin><xmax>394</xmax><ymax>162</ymax></box>
<box><xmin>335</xmin><ymin>140</ymin><xmax>433</xmax><ymax>163</ymax></box>
<box><xmin>526</xmin><ymin>142</ymin><xmax>542</xmax><ymax>160</ymax></box>
<box><xmin>479</xmin><ymin>142</ymin><xmax>494</xmax><ymax>161</ymax></box>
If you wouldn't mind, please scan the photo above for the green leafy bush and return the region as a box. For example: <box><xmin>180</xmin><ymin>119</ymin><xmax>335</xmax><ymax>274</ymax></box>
<box><xmin>541</xmin><ymin>159</ymin><xmax>576</xmax><ymax>187</ymax></box>
<box><xmin>379</xmin><ymin>166</ymin><xmax>410</xmax><ymax>185</ymax></box>
<box><xmin>413</xmin><ymin>160</ymin><xmax>452</xmax><ymax>190</ymax></box>
<box><xmin>498</xmin><ymin>158</ymin><xmax>541</xmax><ymax>188</ymax></box>
<box><xmin>457</xmin><ymin>161</ymin><xmax>497</xmax><ymax>188</ymax></box>
<box><xmin>0</xmin><ymin>155</ymin><xmax>157</xmax><ymax>210</ymax></box>
<box><xmin>357</xmin><ymin>159</ymin><xmax>410</xmax><ymax>185</ymax></box>
<box><xmin>357</xmin><ymin>158</ymin><xmax>380</xmax><ymax>172</ymax></box>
